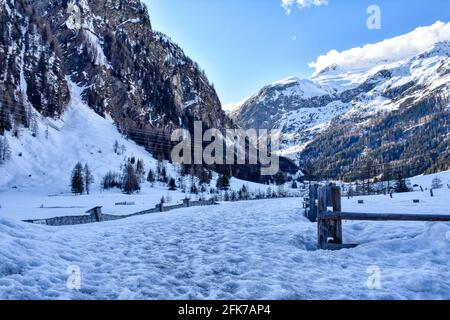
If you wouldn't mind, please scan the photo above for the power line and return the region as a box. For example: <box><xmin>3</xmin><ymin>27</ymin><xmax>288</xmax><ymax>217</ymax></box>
<box><xmin>2</xmin><ymin>98</ymin><xmax>448</xmax><ymax>178</ymax></box>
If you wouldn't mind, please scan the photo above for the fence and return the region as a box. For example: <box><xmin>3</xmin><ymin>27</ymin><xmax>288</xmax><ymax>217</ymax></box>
<box><xmin>312</xmin><ymin>186</ymin><xmax>450</xmax><ymax>250</ymax></box>
<box><xmin>24</xmin><ymin>198</ymin><xmax>218</xmax><ymax>227</ymax></box>
<box><xmin>304</xmin><ymin>184</ymin><xmax>319</xmax><ymax>222</ymax></box>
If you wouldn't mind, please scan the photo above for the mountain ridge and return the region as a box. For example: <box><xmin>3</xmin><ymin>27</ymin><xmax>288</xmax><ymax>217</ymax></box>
<box><xmin>232</xmin><ymin>40</ymin><xmax>450</xmax><ymax>180</ymax></box>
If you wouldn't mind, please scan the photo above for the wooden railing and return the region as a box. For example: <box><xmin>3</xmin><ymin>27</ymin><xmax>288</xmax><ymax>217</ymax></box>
<box><xmin>315</xmin><ymin>186</ymin><xmax>450</xmax><ymax>250</ymax></box>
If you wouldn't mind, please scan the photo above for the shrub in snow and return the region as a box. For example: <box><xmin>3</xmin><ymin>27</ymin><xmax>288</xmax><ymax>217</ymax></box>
<box><xmin>239</xmin><ymin>185</ymin><xmax>249</xmax><ymax>200</ymax></box>
<box><xmin>113</xmin><ymin>140</ymin><xmax>127</xmax><ymax>155</ymax></box>
<box><xmin>168</xmin><ymin>178</ymin><xmax>177</xmax><ymax>191</ymax></box>
<box><xmin>157</xmin><ymin>161</ymin><xmax>168</xmax><ymax>183</ymax></box>
<box><xmin>102</xmin><ymin>171</ymin><xmax>121</xmax><ymax>190</ymax></box>
<box><xmin>190</xmin><ymin>183</ymin><xmax>198</xmax><ymax>194</ymax></box>
<box><xmin>431</xmin><ymin>177</ymin><xmax>443</xmax><ymax>190</ymax></box>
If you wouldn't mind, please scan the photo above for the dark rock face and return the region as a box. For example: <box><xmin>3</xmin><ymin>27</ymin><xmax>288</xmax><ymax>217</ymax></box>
<box><xmin>0</xmin><ymin>0</ymin><xmax>69</xmax><ymax>131</ymax></box>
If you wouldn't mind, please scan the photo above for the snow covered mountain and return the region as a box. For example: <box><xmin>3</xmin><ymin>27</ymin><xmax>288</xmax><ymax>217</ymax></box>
<box><xmin>232</xmin><ymin>28</ymin><xmax>450</xmax><ymax>180</ymax></box>
<box><xmin>1</xmin><ymin>0</ymin><xmax>296</xmax><ymax>186</ymax></box>
<box><xmin>0</xmin><ymin>0</ymin><xmax>230</xmax><ymax>159</ymax></box>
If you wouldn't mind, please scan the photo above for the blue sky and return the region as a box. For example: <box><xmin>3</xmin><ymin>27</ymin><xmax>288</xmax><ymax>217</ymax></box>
<box><xmin>145</xmin><ymin>0</ymin><xmax>450</xmax><ymax>105</ymax></box>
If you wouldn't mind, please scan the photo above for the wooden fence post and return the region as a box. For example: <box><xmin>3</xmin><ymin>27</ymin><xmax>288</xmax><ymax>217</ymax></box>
<box><xmin>331</xmin><ymin>186</ymin><xmax>343</xmax><ymax>244</ymax></box>
<box><xmin>317</xmin><ymin>186</ymin><xmax>343</xmax><ymax>249</ymax></box>
<box><xmin>307</xmin><ymin>184</ymin><xmax>318</xmax><ymax>222</ymax></box>
<box><xmin>317</xmin><ymin>187</ymin><xmax>328</xmax><ymax>249</ymax></box>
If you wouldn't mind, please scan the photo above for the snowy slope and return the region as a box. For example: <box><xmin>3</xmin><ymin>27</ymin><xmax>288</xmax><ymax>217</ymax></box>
<box><xmin>0</xmin><ymin>186</ymin><xmax>449</xmax><ymax>300</ymax></box>
<box><xmin>0</xmin><ymin>80</ymin><xmax>161</xmax><ymax>192</ymax></box>
<box><xmin>410</xmin><ymin>170</ymin><xmax>450</xmax><ymax>188</ymax></box>
<box><xmin>263</xmin><ymin>77</ymin><xmax>334</xmax><ymax>100</ymax></box>
<box><xmin>344</xmin><ymin>171</ymin><xmax>450</xmax><ymax>215</ymax></box>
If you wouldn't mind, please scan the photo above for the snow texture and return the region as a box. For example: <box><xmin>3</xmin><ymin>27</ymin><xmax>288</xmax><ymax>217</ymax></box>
<box><xmin>0</xmin><ymin>172</ymin><xmax>449</xmax><ymax>300</ymax></box>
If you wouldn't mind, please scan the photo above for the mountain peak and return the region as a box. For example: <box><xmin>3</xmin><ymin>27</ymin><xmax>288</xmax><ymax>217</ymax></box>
<box><xmin>419</xmin><ymin>40</ymin><xmax>450</xmax><ymax>58</ymax></box>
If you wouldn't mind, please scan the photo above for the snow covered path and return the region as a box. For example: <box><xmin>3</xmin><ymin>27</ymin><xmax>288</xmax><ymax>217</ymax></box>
<box><xmin>1</xmin><ymin>197</ymin><xmax>450</xmax><ymax>300</ymax></box>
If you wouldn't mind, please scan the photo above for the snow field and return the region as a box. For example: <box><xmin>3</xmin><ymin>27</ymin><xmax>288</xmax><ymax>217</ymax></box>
<box><xmin>0</xmin><ymin>187</ymin><xmax>449</xmax><ymax>299</ymax></box>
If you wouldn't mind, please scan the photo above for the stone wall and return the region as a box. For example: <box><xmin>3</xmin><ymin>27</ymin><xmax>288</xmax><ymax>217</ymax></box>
<box><xmin>23</xmin><ymin>199</ymin><xmax>218</xmax><ymax>227</ymax></box>
<box><xmin>24</xmin><ymin>214</ymin><xmax>98</xmax><ymax>226</ymax></box>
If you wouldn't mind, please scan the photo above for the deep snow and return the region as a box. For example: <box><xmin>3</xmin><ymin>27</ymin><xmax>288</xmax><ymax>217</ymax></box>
<box><xmin>0</xmin><ymin>176</ymin><xmax>449</xmax><ymax>299</ymax></box>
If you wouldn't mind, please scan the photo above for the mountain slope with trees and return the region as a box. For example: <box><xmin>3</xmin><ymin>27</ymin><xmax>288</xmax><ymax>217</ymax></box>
<box><xmin>0</xmin><ymin>0</ymin><xmax>297</xmax><ymax>183</ymax></box>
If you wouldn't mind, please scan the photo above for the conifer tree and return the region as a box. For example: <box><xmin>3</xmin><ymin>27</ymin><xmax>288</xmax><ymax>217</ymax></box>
<box><xmin>147</xmin><ymin>168</ymin><xmax>156</xmax><ymax>184</ymax></box>
<box><xmin>71</xmin><ymin>162</ymin><xmax>84</xmax><ymax>195</ymax></box>
<box><xmin>395</xmin><ymin>174</ymin><xmax>409</xmax><ymax>193</ymax></box>
<box><xmin>216</xmin><ymin>174</ymin><xmax>230</xmax><ymax>191</ymax></box>
<box><xmin>83</xmin><ymin>164</ymin><xmax>94</xmax><ymax>195</ymax></box>
<box><xmin>136</xmin><ymin>159</ymin><xmax>145</xmax><ymax>181</ymax></box>
<box><xmin>122</xmin><ymin>162</ymin><xmax>140</xmax><ymax>194</ymax></box>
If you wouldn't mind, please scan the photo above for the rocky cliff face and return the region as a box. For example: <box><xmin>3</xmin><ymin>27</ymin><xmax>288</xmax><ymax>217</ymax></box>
<box><xmin>232</xmin><ymin>41</ymin><xmax>450</xmax><ymax>179</ymax></box>
<box><xmin>0</xmin><ymin>0</ymin><xmax>69</xmax><ymax>131</ymax></box>
<box><xmin>0</xmin><ymin>0</ymin><xmax>231</xmax><ymax>159</ymax></box>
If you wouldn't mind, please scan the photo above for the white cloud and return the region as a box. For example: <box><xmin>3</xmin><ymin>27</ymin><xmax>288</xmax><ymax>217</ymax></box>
<box><xmin>282</xmin><ymin>0</ymin><xmax>329</xmax><ymax>15</ymax></box>
<box><xmin>309</xmin><ymin>21</ymin><xmax>450</xmax><ymax>75</ymax></box>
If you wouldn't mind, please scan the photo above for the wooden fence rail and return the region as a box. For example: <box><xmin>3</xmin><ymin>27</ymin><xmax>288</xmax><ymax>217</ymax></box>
<box><xmin>321</xmin><ymin>212</ymin><xmax>450</xmax><ymax>222</ymax></box>
<box><xmin>316</xmin><ymin>186</ymin><xmax>450</xmax><ymax>250</ymax></box>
